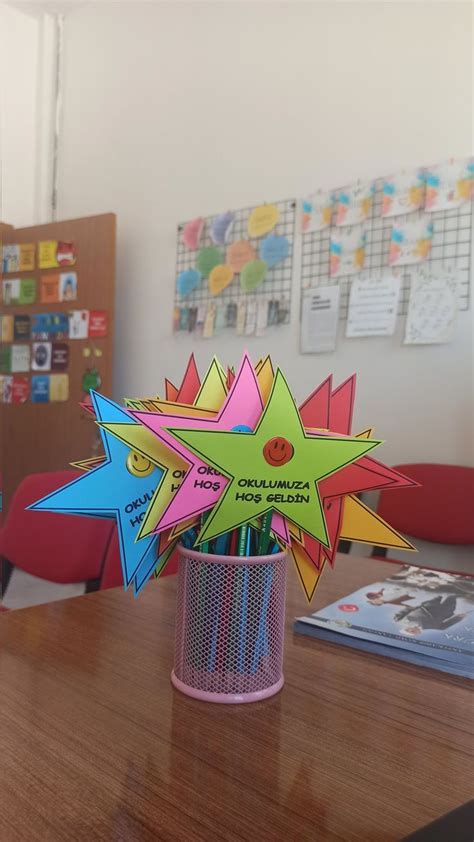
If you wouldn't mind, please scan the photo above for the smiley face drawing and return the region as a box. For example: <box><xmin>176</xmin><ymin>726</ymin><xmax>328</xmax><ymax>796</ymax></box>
<box><xmin>262</xmin><ymin>437</ymin><xmax>294</xmax><ymax>467</ymax></box>
<box><xmin>126</xmin><ymin>450</ymin><xmax>155</xmax><ymax>477</ymax></box>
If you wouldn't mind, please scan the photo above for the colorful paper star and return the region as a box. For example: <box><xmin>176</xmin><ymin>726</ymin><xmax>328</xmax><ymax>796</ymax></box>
<box><xmin>29</xmin><ymin>392</ymin><xmax>162</xmax><ymax>593</ymax></box>
<box><xmin>167</xmin><ymin>371</ymin><xmax>381</xmax><ymax>545</ymax></box>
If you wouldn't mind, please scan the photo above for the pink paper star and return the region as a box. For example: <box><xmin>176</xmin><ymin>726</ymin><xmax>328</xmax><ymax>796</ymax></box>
<box><xmin>132</xmin><ymin>353</ymin><xmax>289</xmax><ymax>542</ymax></box>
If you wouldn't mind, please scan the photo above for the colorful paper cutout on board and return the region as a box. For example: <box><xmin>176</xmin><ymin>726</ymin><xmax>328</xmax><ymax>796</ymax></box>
<box><xmin>12</xmin><ymin>375</ymin><xmax>29</xmax><ymax>404</ymax></box>
<box><xmin>41</xmin><ymin>275</ymin><xmax>61</xmax><ymax>304</ymax></box>
<box><xmin>389</xmin><ymin>219</ymin><xmax>433</xmax><ymax>266</ymax></box>
<box><xmin>226</xmin><ymin>240</ymin><xmax>257</xmax><ymax>273</ymax></box>
<box><xmin>330</xmin><ymin>227</ymin><xmax>366</xmax><ymax>277</ymax></box>
<box><xmin>208</xmin><ymin>264</ymin><xmax>234</xmax><ymax>296</ymax></box>
<box><xmin>40</xmin><ymin>271</ymin><xmax>78</xmax><ymax>305</ymax></box>
<box><xmin>49</xmin><ymin>373</ymin><xmax>69</xmax><ymax>402</ymax></box>
<box><xmin>2</xmin><ymin>278</ymin><xmax>36</xmax><ymax>305</ymax></box>
<box><xmin>240</xmin><ymin>260</ymin><xmax>268</xmax><ymax>292</ymax></box>
<box><xmin>89</xmin><ymin>311</ymin><xmax>108</xmax><ymax>337</ymax></box>
<box><xmin>68</xmin><ymin>310</ymin><xmax>89</xmax><ymax>338</ymax></box>
<box><xmin>259</xmin><ymin>235</ymin><xmax>289</xmax><ymax>268</ymax></box>
<box><xmin>2</xmin><ymin>244</ymin><xmax>35</xmax><ymax>274</ymax></box>
<box><xmin>19</xmin><ymin>243</ymin><xmax>36</xmax><ymax>271</ymax></box>
<box><xmin>0</xmin><ymin>346</ymin><xmax>12</xmax><ymax>373</ymax></box>
<box><xmin>425</xmin><ymin>157</ymin><xmax>474</xmax><ymax>212</ymax></box>
<box><xmin>29</xmin><ymin>392</ymin><xmax>162</xmax><ymax>593</ymax></box>
<box><xmin>182</xmin><ymin>218</ymin><xmax>204</xmax><ymax>250</ymax></box>
<box><xmin>31</xmin><ymin>342</ymin><xmax>52</xmax><ymax>371</ymax></box>
<box><xmin>0</xmin><ymin>375</ymin><xmax>12</xmax><ymax>403</ymax></box>
<box><xmin>39</xmin><ymin>241</ymin><xmax>75</xmax><ymax>269</ymax></box>
<box><xmin>301</xmin><ymin>190</ymin><xmax>334</xmax><ymax>233</ymax></box>
<box><xmin>31</xmin><ymin>375</ymin><xmax>50</xmax><ymax>403</ymax></box>
<box><xmin>13</xmin><ymin>315</ymin><xmax>30</xmax><ymax>341</ymax></box>
<box><xmin>210</xmin><ymin>211</ymin><xmax>235</xmax><ymax>245</ymax></box>
<box><xmin>32</xmin><ymin>312</ymin><xmax>69</xmax><ymax>341</ymax></box>
<box><xmin>2</xmin><ymin>244</ymin><xmax>20</xmax><ymax>273</ymax></box>
<box><xmin>168</xmin><ymin>370</ymin><xmax>381</xmax><ymax>545</ymax></box>
<box><xmin>196</xmin><ymin>247</ymin><xmax>223</xmax><ymax>278</ymax></box>
<box><xmin>247</xmin><ymin>204</ymin><xmax>280</xmax><ymax>238</ymax></box>
<box><xmin>11</xmin><ymin>345</ymin><xmax>30</xmax><ymax>373</ymax></box>
<box><xmin>177</xmin><ymin>268</ymin><xmax>202</xmax><ymax>298</ymax></box>
<box><xmin>1</xmin><ymin>315</ymin><xmax>13</xmax><ymax>343</ymax></box>
<box><xmin>56</xmin><ymin>242</ymin><xmax>76</xmax><ymax>266</ymax></box>
<box><xmin>336</xmin><ymin>181</ymin><xmax>375</xmax><ymax>226</ymax></box>
<box><xmin>404</xmin><ymin>269</ymin><xmax>458</xmax><ymax>345</ymax></box>
<box><xmin>38</xmin><ymin>241</ymin><xmax>58</xmax><ymax>269</ymax></box>
<box><xmin>51</xmin><ymin>342</ymin><xmax>70</xmax><ymax>371</ymax></box>
<box><xmin>382</xmin><ymin>168</ymin><xmax>425</xmax><ymax>217</ymax></box>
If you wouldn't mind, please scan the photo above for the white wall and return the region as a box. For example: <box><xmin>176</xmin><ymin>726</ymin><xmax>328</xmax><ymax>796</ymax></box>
<box><xmin>56</xmin><ymin>1</ymin><xmax>473</xmax><ymax>465</ymax></box>
<box><xmin>0</xmin><ymin>3</ymin><xmax>39</xmax><ymax>226</ymax></box>
<box><xmin>0</xmin><ymin>4</ymin><xmax>56</xmax><ymax>226</ymax></box>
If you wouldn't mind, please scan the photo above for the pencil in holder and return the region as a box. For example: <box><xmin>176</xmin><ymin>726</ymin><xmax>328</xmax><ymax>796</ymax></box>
<box><xmin>171</xmin><ymin>544</ymin><xmax>287</xmax><ymax>704</ymax></box>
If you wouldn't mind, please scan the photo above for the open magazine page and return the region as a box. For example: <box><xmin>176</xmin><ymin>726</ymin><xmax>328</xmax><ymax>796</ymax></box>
<box><xmin>295</xmin><ymin>566</ymin><xmax>474</xmax><ymax>674</ymax></box>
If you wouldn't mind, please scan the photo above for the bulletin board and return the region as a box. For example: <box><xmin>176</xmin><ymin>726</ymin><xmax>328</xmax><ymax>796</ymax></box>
<box><xmin>0</xmin><ymin>213</ymin><xmax>115</xmax><ymax>516</ymax></box>
<box><xmin>173</xmin><ymin>198</ymin><xmax>296</xmax><ymax>335</ymax></box>
<box><xmin>300</xmin><ymin>177</ymin><xmax>472</xmax><ymax>320</ymax></box>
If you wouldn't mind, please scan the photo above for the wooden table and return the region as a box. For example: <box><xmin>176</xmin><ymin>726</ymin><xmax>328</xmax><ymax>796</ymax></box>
<box><xmin>0</xmin><ymin>555</ymin><xmax>472</xmax><ymax>841</ymax></box>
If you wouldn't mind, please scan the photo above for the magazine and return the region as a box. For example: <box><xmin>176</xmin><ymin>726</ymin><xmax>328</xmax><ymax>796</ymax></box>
<box><xmin>294</xmin><ymin>565</ymin><xmax>474</xmax><ymax>678</ymax></box>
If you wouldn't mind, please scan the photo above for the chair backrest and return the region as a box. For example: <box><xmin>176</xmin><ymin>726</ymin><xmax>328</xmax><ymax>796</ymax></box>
<box><xmin>100</xmin><ymin>529</ymin><xmax>179</xmax><ymax>590</ymax></box>
<box><xmin>0</xmin><ymin>472</ymin><xmax>115</xmax><ymax>584</ymax></box>
<box><xmin>377</xmin><ymin>463</ymin><xmax>474</xmax><ymax>545</ymax></box>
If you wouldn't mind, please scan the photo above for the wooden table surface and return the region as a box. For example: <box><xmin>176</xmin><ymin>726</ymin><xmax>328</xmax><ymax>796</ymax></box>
<box><xmin>0</xmin><ymin>555</ymin><xmax>472</xmax><ymax>841</ymax></box>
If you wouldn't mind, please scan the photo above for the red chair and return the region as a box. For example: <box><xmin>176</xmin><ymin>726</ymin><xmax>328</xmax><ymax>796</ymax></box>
<box><xmin>0</xmin><ymin>471</ymin><xmax>115</xmax><ymax>597</ymax></box>
<box><xmin>374</xmin><ymin>463</ymin><xmax>474</xmax><ymax>571</ymax></box>
<box><xmin>100</xmin><ymin>529</ymin><xmax>179</xmax><ymax>590</ymax></box>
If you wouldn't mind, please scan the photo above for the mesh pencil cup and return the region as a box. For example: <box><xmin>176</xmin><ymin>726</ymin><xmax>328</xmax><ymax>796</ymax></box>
<box><xmin>171</xmin><ymin>545</ymin><xmax>287</xmax><ymax>704</ymax></box>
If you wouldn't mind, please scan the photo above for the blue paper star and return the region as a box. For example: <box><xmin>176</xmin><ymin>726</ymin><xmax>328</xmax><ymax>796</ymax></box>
<box><xmin>29</xmin><ymin>391</ymin><xmax>163</xmax><ymax>594</ymax></box>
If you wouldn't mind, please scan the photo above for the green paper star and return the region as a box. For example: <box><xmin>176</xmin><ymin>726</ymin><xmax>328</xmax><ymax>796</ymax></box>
<box><xmin>168</xmin><ymin>370</ymin><xmax>382</xmax><ymax>546</ymax></box>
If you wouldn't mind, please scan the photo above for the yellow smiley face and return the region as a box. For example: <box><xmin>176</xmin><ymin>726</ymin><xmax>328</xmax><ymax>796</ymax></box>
<box><xmin>126</xmin><ymin>450</ymin><xmax>155</xmax><ymax>477</ymax></box>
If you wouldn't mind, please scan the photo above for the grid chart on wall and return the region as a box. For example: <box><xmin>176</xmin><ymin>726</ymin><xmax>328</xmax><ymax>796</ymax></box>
<box><xmin>300</xmin><ymin>177</ymin><xmax>472</xmax><ymax>320</ymax></box>
<box><xmin>174</xmin><ymin>199</ymin><xmax>296</xmax><ymax>332</ymax></box>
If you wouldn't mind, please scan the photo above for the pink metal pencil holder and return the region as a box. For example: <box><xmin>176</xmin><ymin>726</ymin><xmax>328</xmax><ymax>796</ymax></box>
<box><xmin>171</xmin><ymin>545</ymin><xmax>287</xmax><ymax>704</ymax></box>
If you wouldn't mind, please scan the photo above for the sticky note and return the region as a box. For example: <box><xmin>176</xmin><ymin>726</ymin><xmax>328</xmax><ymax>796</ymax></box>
<box><xmin>177</xmin><ymin>268</ymin><xmax>201</xmax><ymax>298</ymax></box>
<box><xmin>196</xmin><ymin>247</ymin><xmax>223</xmax><ymax>278</ymax></box>
<box><xmin>210</xmin><ymin>211</ymin><xmax>234</xmax><ymax>245</ymax></box>
<box><xmin>208</xmin><ymin>264</ymin><xmax>234</xmax><ymax>296</ymax></box>
<box><xmin>182</xmin><ymin>218</ymin><xmax>204</xmax><ymax>250</ymax></box>
<box><xmin>248</xmin><ymin>204</ymin><xmax>279</xmax><ymax>237</ymax></box>
<box><xmin>259</xmin><ymin>234</ymin><xmax>289</xmax><ymax>268</ymax></box>
<box><xmin>226</xmin><ymin>240</ymin><xmax>256</xmax><ymax>273</ymax></box>
<box><xmin>240</xmin><ymin>260</ymin><xmax>268</xmax><ymax>292</ymax></box>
